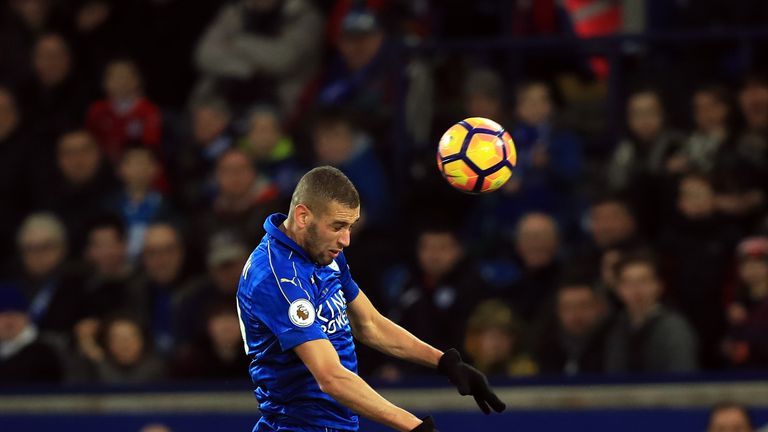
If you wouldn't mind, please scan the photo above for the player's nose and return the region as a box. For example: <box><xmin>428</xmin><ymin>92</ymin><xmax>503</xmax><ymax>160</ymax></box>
<box><xmin>339</xmin><ymin>228</ymin><xmax>351</xmax><ymax>248</ymax></box>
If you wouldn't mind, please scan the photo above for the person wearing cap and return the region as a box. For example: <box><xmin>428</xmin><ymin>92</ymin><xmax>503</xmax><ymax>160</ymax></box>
<box><xmin>723</xmin><ymin>236</ymin><xmax>768</xmax><ymax>368</ymax></box>
<box><xmin>463</xmin><ymin>299</ymin><xmax>538</xmax><ymax>377</ymax></box>
<box><xmin>174</xmin><ymin>233</ymin><xmax>250</xmax><ymax>346</ymax></box>
<box><xmin>316</xmin><ymin>7</ymin><xmax>403</xmax><ymax>140</ymax></box>
<box><xmin>0</xmin><ymin>284</ymin><xmax>63</xmax><ymax>383</ymax></box>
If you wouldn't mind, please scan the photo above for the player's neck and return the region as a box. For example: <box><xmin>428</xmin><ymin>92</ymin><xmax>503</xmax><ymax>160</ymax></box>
<box><xmin>280</xmin><ymin>220</ymin><xmax>307</xmax><ymax>253</ymax></box>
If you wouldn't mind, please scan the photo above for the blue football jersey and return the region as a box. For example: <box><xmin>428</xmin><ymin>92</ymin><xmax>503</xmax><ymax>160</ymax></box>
<box><xmin>237</xmin><ymin>213</ymin><xmax>361</xmax><ymax>431</ymax></box>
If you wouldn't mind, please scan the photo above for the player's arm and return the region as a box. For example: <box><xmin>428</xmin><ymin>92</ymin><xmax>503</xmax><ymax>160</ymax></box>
<box><xmin>294</xmin><ymin>339</ymin><xmax>428</xmax><ymax>432</ymax></box>
<box><xmin>347</xmin><ymin>290</ymin><xmax>442</xmax><ymax>368</ymax></box>
<box><xmin>347</xmin><ymin>291</ymin><xmax>506</xmax><ymax>415</ymax></box>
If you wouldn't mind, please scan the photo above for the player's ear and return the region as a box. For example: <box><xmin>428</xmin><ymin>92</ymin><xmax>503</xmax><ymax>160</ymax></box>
<box><xmin>293</xmin><ymin>204</ymin><xmax>311</xmax><ymax>228</ymax></box>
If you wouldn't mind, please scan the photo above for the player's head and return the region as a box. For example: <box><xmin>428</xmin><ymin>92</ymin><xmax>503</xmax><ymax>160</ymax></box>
<box><xmin>287</xmin><ymin>166</ymin><xmax>360</xmax><ymax>265</ymax></box>
<box><xmin>707</xmin><ymin>402</ymin><xmax>754</xmax><ymax>432</ymax></box>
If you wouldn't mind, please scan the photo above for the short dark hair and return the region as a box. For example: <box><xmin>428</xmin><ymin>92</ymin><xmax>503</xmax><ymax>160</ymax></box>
<box><xmin>742</xmin><ymin>71</ymin><xmax>768</xmax><ymax>90</ymax></box>
<box><xmin>312</xmin><ymin>107</ymin><xmax>354</xmax><ymax>132</ymax></box>
<box><xmin>694</xmin><ymin>84</ymin><xmax>732</xmax><ymax>107</ymax></box>
<box><xmin>290</xmin><ymin>166</ymin><xmax>360</xmax><ymax>216</ymax></box>
<box><xmin>613</xmin><ymin>250</ymin><xmax>659</xmax><ymax>280</ymax></box>
<box><xmin>88</xmin><ymin>213</ymin><xmax>126</xmax><ymax>241</ymax></box>
<box><xmin>120</xmin><ymin>142</ymin><xmax>159</xmax><ymax>162</ymax></box>
<box><xmin>708</xmin><ymin>402</ymin><xmax>753</xmax><ymax>429</ymax></box>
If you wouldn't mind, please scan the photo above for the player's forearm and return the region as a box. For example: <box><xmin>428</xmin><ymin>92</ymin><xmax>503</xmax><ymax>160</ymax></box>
<box><xmin>363</xmin><ymin>315</ymin><xmax>443</xmax><ymax>368</ymax></box>
<box><xmin>319</xmin><ymin>367</ymin><xmax>421</xmax><ymax>431</ymax></box>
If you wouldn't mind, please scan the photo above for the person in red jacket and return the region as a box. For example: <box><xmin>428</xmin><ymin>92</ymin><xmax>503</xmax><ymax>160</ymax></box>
<box><xmin>86</xmin><ymin>58</ymin><xmax>162</xmax><ymax>164</ymax></box>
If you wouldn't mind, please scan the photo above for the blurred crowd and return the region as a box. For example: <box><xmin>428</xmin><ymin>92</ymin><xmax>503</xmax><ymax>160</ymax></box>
<box><xmin>1</xmin><ymin>0</ymin><xmax>768</xmax><ymax>386</ymax></box>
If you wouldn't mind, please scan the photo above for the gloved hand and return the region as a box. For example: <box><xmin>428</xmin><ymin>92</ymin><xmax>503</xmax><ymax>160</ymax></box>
<box><xmin>409</xmin><ymin>415</ymin><xmax>438</xmax><ymax>431</ymax></box>
<box><xmin>437</xmin><ymin>348</ymin><xmax>506</xmax><ymax>414</ymax></box>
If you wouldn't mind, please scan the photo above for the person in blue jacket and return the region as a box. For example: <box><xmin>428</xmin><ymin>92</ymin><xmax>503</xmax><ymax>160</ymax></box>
<box><xmin>236</xmin><ymin>166</ymin><xmax>505</xmax><ymax>432</ymax></box>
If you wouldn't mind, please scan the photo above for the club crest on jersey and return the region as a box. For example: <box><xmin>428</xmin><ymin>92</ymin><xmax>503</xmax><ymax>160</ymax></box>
<box><xmin>288</xmin><ymin>299</ymin><xmax>315</xmax><ymax>327</ymax></box>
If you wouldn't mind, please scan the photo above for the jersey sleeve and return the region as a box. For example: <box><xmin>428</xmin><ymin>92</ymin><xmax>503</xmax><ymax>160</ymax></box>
<box><xmin>336</xmin><ymin>252</ymin><xmax>360</xmax><ymax>303</ymax></box>
<box><xmin>248</xmin><ymin>271</ymin><xmax>327</xmax><ymax>352</ymax></box>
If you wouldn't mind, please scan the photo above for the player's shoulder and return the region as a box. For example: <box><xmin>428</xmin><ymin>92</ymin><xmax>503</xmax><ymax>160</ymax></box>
<box><xmin>239</xmin><ymin>237</ymin><xmax>292</xmax><ymax>292</ymax></box>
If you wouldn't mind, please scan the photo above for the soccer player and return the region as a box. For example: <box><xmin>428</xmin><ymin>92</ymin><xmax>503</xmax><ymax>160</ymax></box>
<box><xmin>237</xmin><ymin>166</ymin><xmax>505</xmax><ymax>431</ymax></box>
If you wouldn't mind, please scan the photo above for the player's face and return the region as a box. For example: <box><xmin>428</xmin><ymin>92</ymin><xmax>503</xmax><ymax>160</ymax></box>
<box><xmin>305</xmin><ymin>201</ymin><xmax>360</xmax><ymax>265</ymax></box>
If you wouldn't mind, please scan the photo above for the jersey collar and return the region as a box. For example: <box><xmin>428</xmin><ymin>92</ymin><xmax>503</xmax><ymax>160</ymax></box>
<box><xmin>264</xmin><ymin>213</ymin><xmax>314</xmax><ymax>264</ymax></box>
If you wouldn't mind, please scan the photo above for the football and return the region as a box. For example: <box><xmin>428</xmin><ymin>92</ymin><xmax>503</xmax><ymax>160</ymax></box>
<box><xmin>436</xmin><ymin>117</ymin><xmax>517</xmax><ymax>194</ymax></box>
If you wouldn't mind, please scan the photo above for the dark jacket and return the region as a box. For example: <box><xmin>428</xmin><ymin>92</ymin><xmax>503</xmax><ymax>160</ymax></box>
<box><xmin>604</xmin><ymin>305</ymin><xmax>698</xmax><ymax>373</ymax></box>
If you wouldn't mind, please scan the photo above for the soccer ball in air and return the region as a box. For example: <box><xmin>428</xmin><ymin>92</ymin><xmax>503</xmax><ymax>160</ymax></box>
<box><xmin>436</xmin><ymin>117</ymin><xmax>517</xmax><ymax>194</ymax></box>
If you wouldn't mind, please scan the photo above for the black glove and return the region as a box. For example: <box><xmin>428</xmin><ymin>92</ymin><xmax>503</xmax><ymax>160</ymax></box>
<box><xmin>410</xmin><ymin>415</ymin><xmax>438</xmax><ymax>431</ymax></box>
<box><xmin>437</xmin><ymin>348</ymin><xmax>506</xmax><ymax>414</ymax></box>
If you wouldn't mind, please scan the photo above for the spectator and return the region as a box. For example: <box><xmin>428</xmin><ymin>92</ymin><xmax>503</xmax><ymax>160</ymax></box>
<box><xmin>536</xmin><ymin>281</ymin><xmax>610</xmax><ymax>375</ymax></box>
<box><xmin>175</xmin><ymin>233</ymin><xmax>249</xmax><ymax>345</ymax></box>
<box><xmin>18</xmin><ymin>33</ymin><xmax>89</xmax><ymax>156</ymax></box>
<box><xmin>311</xmin><ymin>110</ymin><xmax>391</xmax><ymax>229</ymax></box>
<box><xmin>172</xmin><ymin>301</ymin><xmax>249</xmax><ymax>380</ymax></box>
<box><xmin>316</xmin><ymin>7</ymin><xmax>398</xmax><ymax>138</ymax></box>
<box><xmin>607</xmin><ymin>88</ymin><xmax>685</xmax><ymax>234</ymax></box>
<box><xmin>87</xmin><ymin>314</ymin><xmax>165</xmax><ymax>384</ymax></box>
<box><xmin>659</xmin><ymin>172</ymin><xmax>740</xmax><ymax>368</ymax></box>
<box><xmin>175</xmin><ymin>98</ymin><xmax>234</xmax><ymax>210</ymax></box>
<box><xmin>736</xmin><ymin>74</ymin><xmax>768</xmax><ymax>172</ymax></box>
<box><xmin>134</xmin><ymin>223</ymin><xmax>193</xmax><ymax>353</ymax></box>
<box><xmin>723</xmin><ymin>237</ymin><xmax>768</xmax><ymax>368</ymax></box>
<box><xmin>491</xmin><ymin>80</ymin><xmax>581</xmax><ymax>237</ymax></box>
<box><xmin>195</xmin><ymin>148</ymin><xmax>279</xmax><ymax>252</ymax></box>
<box><xmin>0</xmin><ymin>0</ymin><xmax>60</xmax><ymax>86</ymax></box>
<box><xmin>0</xmin><ymin>86</ymin><xmax>33</xmax><ymax>276</ymax></box>
<box><xmin>47</xmin><ymin>129</ymin><xmax>119</xmax><ymax>256</ymax></box>
<box><xmin>139</xmin><ymin>424</ymin><xmax>172</xmax><ymax>432</ymax></box>
<box><xmin>86</xmin><ymin>58</ymin><xmax>162</xmax><ymax>164</ymax></box>
<box><xmin>464</xmin><ymin>299</ymin><xmax>537</xmax><ymax>377</ymax></box>
<box><xmin>389</xmin><ymin>226</ymin><xmax>485</xmax><ymax>357</ymax></box>
<box><xmin>608</xmin><ymin>88</ymin><xmax>685</xmax><ymax>190</ymax></box>
<box><xmin>708</xmin><ymin>402</ymin><xmax>754</xmax><ymax>432</ymax></box>
<box><xmin>194</xmin><ymin>0</ymin><xmax>323</xmax><ymax>115</ymax></box>
<box><xmin>106</xmin><ymin>145</ymin><xmax>171</xmax><ymax>262</ymax></box>
<box><xmin>15</xmin><ymin>213</ymin><xmax>85</xmax><ymax>342</ymax></box>
<box><xmin>604</xmin><ymin>252</ymin><xmax>698</xmax><ymax>373</ymax></box>
<box><xmin>237</xmin><ymin>105</ymin><xmax>301</xmax><ymax>198</ymax></box>
<box><xmin>587</xmin><ymin>196</ymin><xmax>638</xmax><ymax>251</ymax></box>
<box><xmin>0</xmin><ymin>284</ymin><xmax>62</xmax><ymax>383</ymax></box>
<box><xmin>463</xmin><ymin>68</ymin><xmax>507</xmax><ymax>122</ymax></box>
<box><xmin>77</xmin><ymin>215</ymin><xmax>138</xmax><ymax>324</ymax></box>
<box><xmin>497</xmin><ymin>212</ymin><xmax>563</xmax><ymax>324</ymax></box>
<box><xmin>682</xmin><ymin>85</ymin><xmax>733</xmax><ymax>174</ymax></box>
<box><xmin>71</xmin><ymin>215</ymin><xmax>144</xmax><ymax>380</ymax></box>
